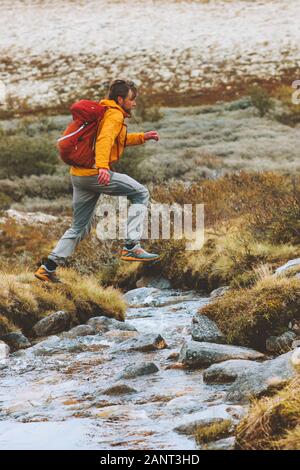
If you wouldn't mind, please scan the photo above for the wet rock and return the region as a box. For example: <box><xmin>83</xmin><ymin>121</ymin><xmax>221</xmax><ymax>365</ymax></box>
<box><xmin>209</xmin><ymin>286</ymin><xmax>230</xmax><ymax>299</ymax></box>
<box><xmin>102</xmin><ymin>383</ymin><xmax>137</xmax><ymax>396</ymax></box>
<box><xmin>63</xmin><ymin>325</ymin><xmax>95</xmax><ymax>338</ymax></box>
<box><xmin>192</xmin><ymin>315</ymin><xmax>225</xmax><ymax>343</ymax></box>
<box><xmin>136</xmin><ymin>276</ymin><xmax>171</xmax><ymax>290</ymax></box>
<box><xmin>124</xmin><ymin>287</ymin><xmax>160</xmax><ymax>307</ymax></box>
<box><xmin>179</xmin><ymin>341</ymin><xmax>264</xmax><ymax>368</ymax></box>
<box><xmin>226</xmin><ymin>351</ymin><xmax>296</xmax><ymax>403</ymax></box>
<box><xmin>292</xmin><ymin>340</ymin><xmax>300</xmax><ymax>350</ymax></box>
<box><xmin>33</xmin><ymin>311</ymin><xmax>72</xmax><ymax>337</ymax></box>
<box><xmin>116</xmin><ymin>362</ymin><xmax>159</xmax><ymax>380</ymax></box>
<box><xmin>203</xmin><ymin>359</ymin><xmax>260</xmax><ymax>384</ymax></box>
<box><xmin>166</xmin><ymin>395</ymin><xmax>203</xmax><ymax>415</ymax></box>
<box><xmin>205</xmin><ymin>437</ymin><xmax>236</xmax><ymax>450</ymax></box>
<box><xmin>266</xmin><ymin>331</ymin><xmax>296</xmax><ymax>353</ymax></box>
<box><xmin>274</xmin><ymin>258</ymin><xmax>300</xmax><ymax>275</ymax></box>
<box><xmin>87</xmin><ymin>316</ymin><xmax>137</xmax><ymax>333</ymax></box>
<box><xmin>173</xmin><ymin>404</ymin><xmax>241</xmax><ymax>435</ymax></box>
<box><xmin>113</xmin><ymin>333</ymin><xmax>168</xmax><ymax>353</ymax></box>
<box><xmin>0</xmin><ymin>332</ymin><xmax>31</xmax><ymax>352</ymax></box>
<box><xmin>0</xmin><ymin>340</ymin><xmax>10</xmax><ymax>367</ymax></box>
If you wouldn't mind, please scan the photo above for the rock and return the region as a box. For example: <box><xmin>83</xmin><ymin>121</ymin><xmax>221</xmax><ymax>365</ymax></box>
<box><xmin>226</xmin><ymin>351</ymin><xmax>296</xmax><ymax>403</ymax></box>
<box><xmin>136</xmin><ymin>276</ymin><xmax>171</xmax><ymax>290</ymax></box>
<box><xmin>63</xmin><ymin>325</ymin><xmax>95</xmax><ymax>338</ymax></box>
<box><xmin>266</xmin><ymin>331</ymin><xmax>297</xmax><ymax>353</ymax></box>
<box><xmin>209</xmin><ymin>286</ymin><xmax>230</xmax><ymax>299</ymax></box>
<box><xmin>205</xmin><ymin>437</ymin><xmax>236</xmax><ymax>450</ymax></box>
<box><xmin>288</xmin><ymin>319</ymin><xmax>300</xmax><ymax>334</ymax></box>
<box><xmin>113</xmin><ymin>333</ymin><xmax>168</xmax><ymax>353</ymax></box>
<box><xmin>102</xmin><ymin>383</ymin><xmax>137</xmax><ymax>396</ymax></box>
<box><xmin>290</xmin><ymin>348</ymin><xmax>300</xmax><ymax>369</ymax></box>
<box><xmin>87</xmin><ymin>316</ymin><xmax>137</xmax><ymax>333</ymax></box>
<box><xmin>33</xmin><ymin>311</ymin><xmax>72</xmax><ymax>337</ymax></box>
<box><xmin>203</xmin><ymin>359</ymin><xmax>260</xmax><ymax>384</ymax></box>
<box><xmin>4</xmin><ymin>209</ymin><xmax>58</xmax><ymax>224</ymax></box>
<box><xmin>191</xmin><ymin>314</ymin><xmax>225</xmax><ymax>343</ymax></box>
<box><xmin>173</xmin><ymin>404</ymin><xmax>242</xmax><ymax>435</ymax></box>
<box><xmin>116</xmin><ymin>362</ymin><xmax>159</xmax><ymax>380</ymax></box>
<box><xmin>123</xmin><ymin>287</ymin><xmax>160</xmax><ymax>307</ymax></box>
<box><xmin>274</xmin><ymin>258</ymin><xmax>300</xmax><ymax>276</ymax></box>
<box><xmin>178</xmin><ymin>341</ymin><xmax>264</xmax><ymax>368</ymax></box>
<box><xmin>292</xmin><ymin>339</ymin><xmax>300</xmax><ymax>349</ymax></box>
<box><xmin>0</xmin><ymin>332</ymin><xmax>31</xmax><ymax>352</ymax></box>
<box><xmin>0</xmin><ymin>340</ymin><xmax>10</xmax><ymax>363</ymax></box>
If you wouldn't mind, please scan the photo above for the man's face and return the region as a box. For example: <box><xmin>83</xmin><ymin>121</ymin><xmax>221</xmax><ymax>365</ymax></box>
<box><xmin>117</xmin><ymin>89</ymin><xmax>136</xmax><ymax>116</ymax></box>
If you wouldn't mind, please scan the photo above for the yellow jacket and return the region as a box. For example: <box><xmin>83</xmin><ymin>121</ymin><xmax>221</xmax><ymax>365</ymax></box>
<box><xmin>70</xmin><ymin>99</ymin><xmax>145</xmax><ymax>176</ymax></box>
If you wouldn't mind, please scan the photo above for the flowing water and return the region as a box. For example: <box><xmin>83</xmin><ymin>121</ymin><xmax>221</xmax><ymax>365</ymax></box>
<box><xmin>0</xmin><ymin>287</ymin><xmax>236</xmax><ymax>450</ymax></box>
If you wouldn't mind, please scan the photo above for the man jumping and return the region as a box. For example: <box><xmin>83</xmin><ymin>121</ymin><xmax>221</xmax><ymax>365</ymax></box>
<box><xmin>35</xmin><ymin>79</ymin><xmax>160</xmax><ymax>283</ymax></box>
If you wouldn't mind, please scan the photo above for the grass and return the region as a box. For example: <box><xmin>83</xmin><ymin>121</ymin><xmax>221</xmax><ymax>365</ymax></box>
<box><xmin>195</xmin><ymin>419</ymin><xmax>233</xmax><ymax>445</ymax></box>
<box><xmin>0</xmin><ymin>268</ymin><xmax>127</xmax><ymax>337</ymax></box>
<box><xmin>199</xmin><ymin>275</ymin><xmax>300</xmax><ymax>350</ymax></box>
<box><xmin>236</xmin><ymin>374</ymin><xmax>300</xmax><ymax>450</ymax></box>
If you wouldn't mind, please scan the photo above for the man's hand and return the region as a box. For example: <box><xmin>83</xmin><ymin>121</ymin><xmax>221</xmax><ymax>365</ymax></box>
<box><xmin>98</xmin><ymin>168</ymin><xmax>111</xmax><ymax>185</ymax></box>
<box><xmin>144</xmin><ymin>131</ymin><xmax>160</xmax><ymax>142</ymax></box>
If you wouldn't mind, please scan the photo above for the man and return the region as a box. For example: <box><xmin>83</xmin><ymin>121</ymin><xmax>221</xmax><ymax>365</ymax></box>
<box><xmin>35</xmin><ymin>79</ymin><xmax>160</xmax><ymax>283</ymax></box>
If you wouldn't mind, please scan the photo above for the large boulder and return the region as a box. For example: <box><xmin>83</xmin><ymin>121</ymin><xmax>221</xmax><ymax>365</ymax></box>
<box><xmin>116</xmin><ymin>362</ymin><xmax>159</xmax><ymax>380</ymax></box>
<box><xmin>178</xmin><ymin>340</ymin><xmax>264</xmax><ymax>368</ymax></box>
<box><xmin>192</xmin><ymin>314</ymin><xmax>225</xmax><ymax>343</ymax></box>
<box><xmin>226</xmin><ymin>351</ymin><xmax>296</xmax><ymax>403</ymax></box>
<box><xmin>173</xmin><ymin>404</ymin><xmax>245</xmax><ymax>435</ymax></box>
<box><xmin>112</xmin><ymin>333</ymin><xmax>168</xmax><ymax>353</ymax></box>
<box><xmin>63</xmin><ymin>324</ymin><xmax>95</xmax><ymax>338</ymax></box>
<box><xmin>0</xmin><ymin>332</ymin><xmax>31</xmax><ymax>352</ymax></box>
<box><xmin>87</xmin><ymin>316</ymin><xmax>137</xmax><ymax>333</ymax></box>
<box><xmin>209</xmin><ymin>286</ymin><xmax>230</xmax><ymax>299</ymax></box>
<box><xmin>266</xmin><ymin>331</ymin><xmax>297</xmax><ymax>353</ymax></box>
<box><xmin>33</xmin><ymin>311</ymin><xmax>72</xmax><ymax>337</ymax></box>
<box><xmin>203</xmin><ymin>359</ymin><xmax>260</xmax><ymax>384</ymax></box>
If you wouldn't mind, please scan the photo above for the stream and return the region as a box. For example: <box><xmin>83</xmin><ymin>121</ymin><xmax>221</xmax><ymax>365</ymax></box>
<box><xmin>0</xmin><ymin>285</ymin><xmax>240</xmax><ymax>450</ymax></box>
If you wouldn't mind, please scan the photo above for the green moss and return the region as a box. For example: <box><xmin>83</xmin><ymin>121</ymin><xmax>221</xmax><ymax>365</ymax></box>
<box><xmin>195</xmin><ymin>419</ymin><xmax>233</xmax><ymax>445</ymax></box>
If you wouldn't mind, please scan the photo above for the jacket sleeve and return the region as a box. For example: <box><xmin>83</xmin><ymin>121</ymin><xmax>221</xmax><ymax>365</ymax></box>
<box><xmin>125</xmin><ymin>132</ymin><xmax>145</xmax><ymax>147</ymax></box>
<box><xmin>95</xmin><ymin>110</ymin><xmax>123</xmax><ymax>169</ymax></box>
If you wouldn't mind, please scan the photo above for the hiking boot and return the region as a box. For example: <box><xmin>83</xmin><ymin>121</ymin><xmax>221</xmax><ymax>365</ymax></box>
<box><xmin>34</xmin><ymin>265</ymin><xmax>62</xmax><ymax>283</ymax></box>
<box><xmin>120</xmin><ymin>243</ymin><xmax>160</xmax><ymax>262</ymax></box>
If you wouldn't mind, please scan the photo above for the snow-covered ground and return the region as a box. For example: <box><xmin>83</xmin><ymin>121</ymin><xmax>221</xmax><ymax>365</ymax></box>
<box><xmin>0</xmin><ymin>0</ymin><xmax>299</xmax><ymax>109</ymax></box>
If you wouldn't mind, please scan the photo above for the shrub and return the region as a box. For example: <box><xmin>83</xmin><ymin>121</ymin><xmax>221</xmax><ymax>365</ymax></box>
<box><xmin>0</xmin><ymin>192</ymin><xmax>12</xmax><ymax>210</ymax></box>
<box><xmin>0</xmin><ymin>134</ymin><xmax>58</xmax><ymax>178</ymax></box>
<box><xmin>135</xmin><ymin>95</ymin><xmax>164</xmax><ymax>122</ymax></box>
<box><xmin>200</xmin><ymin>275</ymin><xmax>300</xmax><ymax>350</ymax></box>
<box><xmin>249</xmin><ymin>86</ymin><xmax>274</xmax><ymax>117</ymax></box>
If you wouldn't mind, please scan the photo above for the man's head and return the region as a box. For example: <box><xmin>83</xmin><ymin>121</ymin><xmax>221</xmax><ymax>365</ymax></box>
<box><xmin>108</xmin><ymin>79</ymin><xmax>137</xmax><ymax>116</ymax></box>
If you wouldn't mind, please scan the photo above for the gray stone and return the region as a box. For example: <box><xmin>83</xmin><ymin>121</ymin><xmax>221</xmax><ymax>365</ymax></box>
<box><xmin>203</xmin><ymin>359</ymin><xmax>260</xmax><ymax>384</ymax></box>
<box><xmin>274</xmin><ymin>258</ymin><xmax>300</xmax><ymax>275</ymax></box>
<box><xmin>113</xmin><ymin>333</ymin><xmax>168</xmax><ymax>353</ymax></box>
<box><xmin>205</xmin><ymin>437</ymin><xmax>236</xmax><ymax>450</ymax></box>
<box><xmin>178</xmin><ymin>340</ymin><xmax>264</xmax><ymax>368</ymax></box>
<box><xmin>116</xmin><ymin>362</ymin><xmax>159</xmax><ymax>380</ymax></box>
<box><xmin>102</xmin><ymin>383</ymin><xmax>137</xmax><ymax>396</ymax></box>
<box><xmin>173</xmin><ymin>404</ymin><xmax>240</xmax><ymax>435</ymax></box>
<box><xmin>87</xmin><ymin>316</ymin><xmax>137</xmax><ymax>333</ymax></box>
<box><xmin>266</xmin><ymin>331</ymin><xmax>297</xmax><ymax>353</ymax></box>
<box><xmin>33</xmin><ymin>311</ymin><xmax>72</xmax><ymax>337</ymax></box>
<box><xmin>226</xmin><ymin>351</ymin><xmax>296</xmax><ymax>403</ymax></box>
<box><xmin>64</xmin><ymin>324</ymin><xmax>95</xmax><ymax>338</ymax></box>
<box><xmin>147</xmin><ymin>277</ymin><xmax>172</xmax><ymax>290</ymax></box>
<box><xmin>192</xmin><ymin>314</ymin><xmax>225</xmax><ymax>343</ymax></box>
<box><xmin>209</xmin><ymin>286</ymin><xmax>230</xmax><ymax>299</ymax></box>
<box><xmin>292</xmin><ymin>339</ymin><xmax>300</xmax><ymax>349</ymax></box>
<box><xmin>123</xmin><ymin>287</ymin><xmax>160</xmax><ymax>307</ymax></box>
<box><xmin>0</xmin><ymin>332</ymin><xmax>31</xmax><ymax>352</ymax></box>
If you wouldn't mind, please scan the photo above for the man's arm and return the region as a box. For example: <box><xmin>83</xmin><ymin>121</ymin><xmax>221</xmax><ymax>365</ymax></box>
<box><xmin>95</xmin><ymin>110</ymin><xmax>123</xmax><ymax>169</ymax></box>
<box><xmin>125</xmin><ymin>131</ymin><xmax>159</xmax><ymax>146</ymax></box>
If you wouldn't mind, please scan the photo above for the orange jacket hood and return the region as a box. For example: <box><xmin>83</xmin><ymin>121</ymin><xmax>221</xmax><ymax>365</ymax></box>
<box><xmin>99</xmin><ymin>99</ymin><xmax>130</xmax><ymax>118</ymax></box>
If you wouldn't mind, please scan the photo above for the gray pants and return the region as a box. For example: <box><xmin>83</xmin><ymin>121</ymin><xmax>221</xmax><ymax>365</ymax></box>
<box><xmin>48</xmin><ymin>171</ymin><xmax>149</xmax><ymax>265</ymax></box>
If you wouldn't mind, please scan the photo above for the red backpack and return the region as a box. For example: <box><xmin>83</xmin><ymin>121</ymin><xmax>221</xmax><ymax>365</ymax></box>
<box><xmin>57</xmin><ymin>100</ymin><xmax>108</xmax><ymax>167</ymax></box>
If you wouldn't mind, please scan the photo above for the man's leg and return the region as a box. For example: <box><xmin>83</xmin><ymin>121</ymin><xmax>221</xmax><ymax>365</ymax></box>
<box><xmin>35</xmin><ymin>177</ymin><xmax>100</xmax><ymax>281</ymax></box>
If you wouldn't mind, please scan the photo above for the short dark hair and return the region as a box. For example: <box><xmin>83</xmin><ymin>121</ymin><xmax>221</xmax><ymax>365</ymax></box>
<box><xmin>108</xmin><ymin>79</ymin><xmax>137</xmax><ymax>103</ymax></box>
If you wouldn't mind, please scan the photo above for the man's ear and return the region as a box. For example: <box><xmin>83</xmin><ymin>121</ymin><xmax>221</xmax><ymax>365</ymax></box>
<box><xmin>117</xmin><ymin>96</ymin><xmax>123</xmax><ymax>106</ymax></box>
